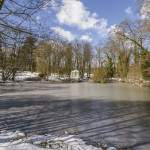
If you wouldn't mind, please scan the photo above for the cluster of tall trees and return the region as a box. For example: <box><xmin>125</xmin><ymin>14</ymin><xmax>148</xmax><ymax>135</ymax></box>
<box><xmin>0</xmin><ymin>0</ymin><xmax>93</xmax><ymax>81</ymax></box>
<box><xmin>0</xmin><ymin>0</ymin><xmax>59</xmax><ymax>81</ymax></box>
<box><xmin>20</xmin><ymin>38</ymin><xmax>92</xmax><ymax>78</ymax></box>
<box><xmin>93</xmin><ymin>0</ymin><xmax>150</xmax><ymax>82</ymax></box>
<box><xmin>0</xmin><ymin>33</ymin><xmax>93</xmax><ymax>80</ymax></box>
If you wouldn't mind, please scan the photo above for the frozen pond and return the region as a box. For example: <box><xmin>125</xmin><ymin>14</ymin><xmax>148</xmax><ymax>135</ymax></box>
<box><xmin>0</xmin><ymin>82</ymin><xmax>150</xmax><ymax>149</ymax></box>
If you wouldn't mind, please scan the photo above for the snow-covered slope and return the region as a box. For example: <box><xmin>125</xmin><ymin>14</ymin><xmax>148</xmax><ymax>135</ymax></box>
<box><xmin>0</xmin><ymin>131</ymin><xmax>107</xmax><ymax>150</ymax></box>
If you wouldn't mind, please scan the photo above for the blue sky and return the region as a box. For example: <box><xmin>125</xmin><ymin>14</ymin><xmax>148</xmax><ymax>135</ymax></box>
<box><xmin>82</xmin><ymin>0</ymin><xmax>136</xmax><ymax>25</ymax></box>
<box><xmin>36</xmin><ymin>0</ymin><xmax>137</xmax><ymax>44</ymax></box>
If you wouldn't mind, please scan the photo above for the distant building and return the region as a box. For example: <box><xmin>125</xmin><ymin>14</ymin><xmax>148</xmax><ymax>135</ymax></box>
<box><xmin>70</xmin><ymin>70</ymin><xmax>80</xmax><ymax>80</ymax></box>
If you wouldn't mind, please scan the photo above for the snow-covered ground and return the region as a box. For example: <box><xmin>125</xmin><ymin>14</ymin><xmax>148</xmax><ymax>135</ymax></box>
<box><xmin>0</xmin><ymin>71</ymin><xmax>39</xmax><ymax>82</ymax></box>
<box><xmin>0</xmin><ymin>131</ymin><xmax>117</xmax><ymax>150</ymax></box>
<box><xmin>0</xmin><ymin>71</ymin><xmax>80</xmax><ymax>82</ymax></box>
<box><xmin>15</xmin><ymin>72</ymin><xmax>39</xmax><ymax>81</ymax></box>
<box><xmin>47</xmin><ymin>74</ymin><xmax>61</xmax><ymax>82</ymax></box>
<box><xmin>0</xmin><ymin>72</ymin><xmax>2</xmax><ymax>81</ymax></box>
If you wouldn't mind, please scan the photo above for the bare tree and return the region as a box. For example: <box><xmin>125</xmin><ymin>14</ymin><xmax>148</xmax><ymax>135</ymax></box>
<box><xmin>0</xmin><ymin>0</ymin><xmax>60</xmax><ymax>81</ymax></box>
<box><xmin>82</xmin><ymin>42</ymin><xmax>93</xmax><ymax>78</ymax></box>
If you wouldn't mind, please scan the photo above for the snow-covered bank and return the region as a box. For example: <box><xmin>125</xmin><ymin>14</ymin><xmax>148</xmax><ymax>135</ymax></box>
<box><xmin>0</xmin><ymin>131</ymin><xmax>117</xmax><ymax>150</ymax></box>
<box><xmin>0</xmin><ymin>71</ymin><xmax>82</xmax><ymax>83</ymax></box>
<box><xmin>15</xmin><ymin>72</ymin><xmax>39</xmax><ymax>81</ymax></box>
<box><xmin>110</xmin><ymin>78</ymin><xmax>150</xmax><ymax>87</ymax></box>
<box><xmin>0</xmin><ymin>71</ymin><xmax>40</xmax><ymax>83</ymax></box>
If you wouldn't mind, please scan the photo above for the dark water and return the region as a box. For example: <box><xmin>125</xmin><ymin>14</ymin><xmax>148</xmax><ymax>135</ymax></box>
<box><xmin>0</xmin><ymin>82</ymin><xmax>150</xmax><ymax>149</ymax></box>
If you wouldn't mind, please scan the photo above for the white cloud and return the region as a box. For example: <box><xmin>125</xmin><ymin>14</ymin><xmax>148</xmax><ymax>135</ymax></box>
<box><xmin>56</xmin><ymin>0</ymin><xmax>108</xmax><ymax>34</ymax></box>
<box><xmin>140</xmin><ymin>0</ymin><xmax>150</xmax><ymax>19</ymax></box>
<box><xmin>125</xmin><ymin>7</ymin><xmax>133</xmax><ymax>15</ymax></box>
<box><xmin>107</xmin><ymin>25</ymin><xmax>124</xmax><ymax>38</ymax></box>
<box><xmin>80</xmin><ymin>35</ymin><xmax>92</xmax><ymax>42</ymax></box>
<box><xmin>107</xmin><ymin>24</ymin><xmax>117</xmax><ymax>34</ymax></box>
<box><xmin>51</xmin><ymin>27</ymin><xmax>75</xmax><ymax>41</ymax></box>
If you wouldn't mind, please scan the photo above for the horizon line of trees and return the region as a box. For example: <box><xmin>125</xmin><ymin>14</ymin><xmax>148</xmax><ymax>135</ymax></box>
<box><xmin>0</xmin><ymin>35</ymin><xmax>94</xmax><ymax>80</ymax></box>
<box><xmin>0</xmin><ymin>0</ymin><xmax>149</xmax><ymax>82</ymax></box>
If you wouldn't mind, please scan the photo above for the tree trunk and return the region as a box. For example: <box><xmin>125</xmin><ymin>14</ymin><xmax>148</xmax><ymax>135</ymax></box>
<box><xmin>0</xmin><ymin>0</ymin><xmax>5</xmax><ymax>10</ymax></box>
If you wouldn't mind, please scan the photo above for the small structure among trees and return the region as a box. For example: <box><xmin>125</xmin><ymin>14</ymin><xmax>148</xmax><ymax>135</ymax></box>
<box><xmin>70</xmin><ymin>70</ymin><xmax>80</xmax><ymax>80</ymax></box>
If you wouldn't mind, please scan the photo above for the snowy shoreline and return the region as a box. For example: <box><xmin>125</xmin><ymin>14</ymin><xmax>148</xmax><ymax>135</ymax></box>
<box><xmin>0</xmin><ymin>131</ymin><xmax>117</xmax><ymax>150</ymax></box>
<box><xmin>0</xmin><ymin>71</ymin><xmax>82</xmax><ymax>84</ymax></box>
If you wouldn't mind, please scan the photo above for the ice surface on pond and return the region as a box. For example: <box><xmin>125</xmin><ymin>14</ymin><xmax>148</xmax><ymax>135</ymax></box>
<box><xmin>0</xmin><ymin>131</ymin><xmax>104</xmax><ymax>150</ymax></box>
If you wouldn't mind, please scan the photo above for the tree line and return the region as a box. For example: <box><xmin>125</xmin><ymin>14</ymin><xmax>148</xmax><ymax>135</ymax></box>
<box><xmin>93</xmin><ymin>0</ymin><xmax>150</xmax><ymax>82</ymax></box>
<box><xmin>0</xmin><ymin>0</ymin><xmax>150</xmax><ymax>82</ymax></box>
<box><xmin>17</xmin><ymin>38</ymin><xmax>93</xmax><ymax>79</ymax></box>
<box><xmin>0</xmin><ymin>34</ymin><xmax>93</xmax><ymax>80</ymax></box>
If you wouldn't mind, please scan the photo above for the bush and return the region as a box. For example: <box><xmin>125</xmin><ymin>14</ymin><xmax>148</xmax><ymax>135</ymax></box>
<box><xmin>141</xmin><ymin>51</ymin><xmax>150</xmax><ymax>80</ymax></box>
<box><xmin>38</xmin><ymin>73</ymin><xmax>46</xmax><ymax>79</ymax></box>
<box><xmin>92</xmin><ymin>68</ymin><xmax>107</xmax><ymax>83</ymax></box>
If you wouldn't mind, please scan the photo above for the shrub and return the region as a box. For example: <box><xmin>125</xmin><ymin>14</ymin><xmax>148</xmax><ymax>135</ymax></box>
<box><xmin>92</xmin><ymin>68</ymin><xmax>107</xmax><ymax>83</ymax></box>
<box><xmin>38</xmin><ymin>73</ymin><xmax>46</xmax><ymax>79</ymax></box>
<box><xmin>141</xmin><ymin>51</ymin><xmax>150</xmax><ymax>80</ymax></box>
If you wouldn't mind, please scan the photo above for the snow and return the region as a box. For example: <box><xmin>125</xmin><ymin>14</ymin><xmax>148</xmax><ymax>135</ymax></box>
<box><xmin>0</xmin><ymin>131</ymin><xmax>105</xmax><ymax>150</ymax></box>
<box><xmin>107</xmin><ymin>147</ymin><xmax>117</xmax><ymax>150</ymax></box>
<box><xmin>15</xmin><ymin>72</ymin><xmax>39</xmax><ymax>81</ymax></box>
<box><xmin>47</xmin><ymin>74</ymin><xmax>60</xmax><ymax>81</ymax></box>
<box><xmin>0</xmin><ymin>74</ymin><xmax>2</xmax><ymax>81</ymax></box>
<box><xmin>0</xmin><ymin>131</ymin><xmax>24</xmax><ymax>140</ymax></box>
<box><xmin>47</xmin><ymin>74</ymin><xmax>70</xmax><ymax>81</ymax></box>
<box><xmin>0</xmin><ymin>143</ymin><xmax>49</xmax><ymax>150</ymax></box>
<box><xmin>0</xmin><ymin>71</ymin><xmax>39</xmax><ymax>81</ymax></box>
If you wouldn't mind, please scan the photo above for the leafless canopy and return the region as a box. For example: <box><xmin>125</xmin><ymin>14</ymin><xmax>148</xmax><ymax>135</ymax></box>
<box><xmin>0</xmin><ymin>0</ymin><xmax>59</xmax><ymax>47</ymax></box>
